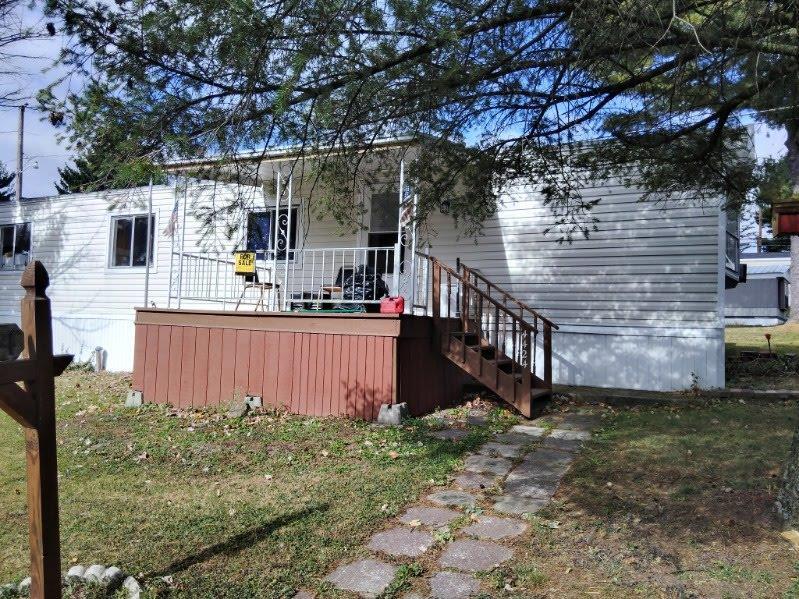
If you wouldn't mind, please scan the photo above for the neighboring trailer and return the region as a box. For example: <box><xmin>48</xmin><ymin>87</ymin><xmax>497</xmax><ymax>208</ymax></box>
<box><xmin>726</xmin><ymin>252</ymin><xmax>790</xmax><ymax>326</ymax></box>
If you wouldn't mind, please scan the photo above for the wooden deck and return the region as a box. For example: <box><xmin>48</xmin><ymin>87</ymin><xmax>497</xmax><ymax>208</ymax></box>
<box><xmin>131</xmin><ymin>309</ymin><xmax>472</xmax><ymax>419</ymax></box>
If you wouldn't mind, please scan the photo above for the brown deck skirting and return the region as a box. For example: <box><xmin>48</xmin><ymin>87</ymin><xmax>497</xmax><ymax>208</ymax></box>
<box><xmin>132</xmin><ymin>308</ymin><xmax>471</xmax><ymax>420</ymax></box>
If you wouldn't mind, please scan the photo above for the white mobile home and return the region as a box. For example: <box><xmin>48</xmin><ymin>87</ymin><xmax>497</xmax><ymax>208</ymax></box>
<box><xmin>0</xmin><ymin>145</ymin><xmax>741</xmax><ymax>411</ymax></box>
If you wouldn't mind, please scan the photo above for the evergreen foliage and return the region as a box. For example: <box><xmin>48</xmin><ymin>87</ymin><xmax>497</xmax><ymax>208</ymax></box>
<box><xmin>0</xmin><ymin>163</ymin><xmax>14</xmax><ymax>202</ymax></box>
<box><xmin>40</xmin><ymin>0</ymin><xmax>797</xmax><ymax>237</ymax></box>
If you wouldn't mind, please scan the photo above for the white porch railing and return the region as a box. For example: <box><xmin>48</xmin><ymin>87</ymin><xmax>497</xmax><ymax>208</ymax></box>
<box><xmin>169</xmin><ymin>245</ymin><xmax>410</xmax><ymax>311</ymax></box>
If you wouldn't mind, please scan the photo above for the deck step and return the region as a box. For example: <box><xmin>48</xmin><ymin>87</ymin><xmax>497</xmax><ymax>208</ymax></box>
<box><xmin>430</xmin><ymin>259</ymin><xmax>554</xmax><ymax>418</ymax></box>
<box><xmin>451</xmin><ymin>331</ymin><xmax>480</xmax><ymax>346</ymax></box>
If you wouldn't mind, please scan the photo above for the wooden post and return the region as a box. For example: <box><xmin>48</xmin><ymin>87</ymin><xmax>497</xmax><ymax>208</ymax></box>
<box><xmin>0</xmin><ymin>262</ymin><xmax>72</xmax><ymax>599</ymax></box>
<box><xmin>543</xmin><ymin>322</ymin><xmax>553</xmax><ymax>387</ymax></box>
<box><xmin>431</xmin><ymin>261</ymin><xmax>442</xmax><ymax>350</ymax></box>
<box><xmin>21</xmin><ymin>262</ymin><xmax>62</xmax><ymax>599</ymax></box>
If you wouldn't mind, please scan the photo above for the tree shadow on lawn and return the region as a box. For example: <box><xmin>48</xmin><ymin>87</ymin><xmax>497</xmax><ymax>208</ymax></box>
<box><xmin>557</xmin><ymin>409</ymin><xmax>792</xmax><ymax>546</ymax></box>
<box><xmin>147</xmin><ymin>502</ymin><xmax>330</xmax><ymax>579</ymax></box>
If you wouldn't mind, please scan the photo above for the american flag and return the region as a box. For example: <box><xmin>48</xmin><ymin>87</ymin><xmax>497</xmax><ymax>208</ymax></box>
<box><xmin>163</xmin><ymin>196</ymin><xmax>179</xmax><ymax>237</ymax></box>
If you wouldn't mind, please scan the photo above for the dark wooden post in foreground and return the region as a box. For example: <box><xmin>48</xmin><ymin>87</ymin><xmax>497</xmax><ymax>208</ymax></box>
<box><xmin>0</xmin><ymin>262</ymin><xmax>72</xmax><ymax>599</ymax></box>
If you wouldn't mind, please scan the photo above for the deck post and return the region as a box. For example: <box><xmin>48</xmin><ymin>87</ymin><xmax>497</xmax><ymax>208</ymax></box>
<box><xmin>408</xmin><ymin>193</ymin><xmax>418</xmax><ymax>313</ymax></box>
<box><xmin>272</xmin><ymin>171</ymin><xmax>281</xmax><ymax>311</ymax></box>
<box><xmin>543</xmin><ymin>322</ymin><xmax>553</xmax><ymax>387</ymax></box>
<box><xmin>167</xmin><ymin>183</ymin><xmax>178</xmax><ymax>308</ymax></box>
<box><xmin>431</xmin><ymin>261</ymin><xmax>441</xmax><ymax>350</ymax></box>
<box><xmin>283</xmin><ymin>173</ymin><xmax>293</xmax><ymax>311</ymax></box>
<box><xmin>393</xmin><ymin>158</ymin><xmax>405</xmax><ymax>297</ymax></box>
<box><xmin>177</xmin><ymin>181</ymin><xmax>188</xmax><ymax>309</ymax></box>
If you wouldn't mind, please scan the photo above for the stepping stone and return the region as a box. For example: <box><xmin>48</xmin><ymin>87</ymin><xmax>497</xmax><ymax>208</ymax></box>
<box><xmin>541</xmin><ymin>435</ymin><xmax>584</xmax><ymax>453</ymax></box>
<box><xmin>399</xmin><ymin>506</ymin><xmax>461</xmax><ymax>527</ymax></box>
<box><xmin>502</xmin><ymin>475</ymin><xmax>560</xmax><ymax>499</ymax></box>
<box><xmin>454</xmin><ymin>472</ymin><xmax>497</xmax><ymax>490</ymax></box>
<box><xmin>556</xmin><ymin>414</ymin><xmax>601</xmax><ymax>431</ymax></box>
<box><xmin>427</xmin><ymin>489</ymin><xmax>477</xmax><ymax>508</ymax></box>
<box><xmin>429</xmin><ymin>429</ymin><xmax>469</xmax><ymax>441</ymax></box>
<box><xmin>368</xmin><ymin>527</ymin><xmax>435</xmax><ymax>557</ymax></box>
<box><xmin>511</xmin><ymin>458</ymin><xmax>572</xmax><ymax>478</ymax></box>
<box><xmin>493</xmin><ymin>495</ymin><xmax>550</xmax><ymax>516</ymax></box>
<box><xmin>550</xmin><ymin>428</ymin><xmax>591</xmax><ymax>441</ymax></box>
<box><xmin>463</xmin><ymin>516</ymin><xmax>528</xmax><ymax>540</ymax></box>
<box><xmin>478</xmin><ymin>442</ymin><xmax>522</xmax><ymax>459</ymax></box>
<box><xmin>466</xmin><ymin>414</ymin><xmax>488</xmax><ymax>426</ymax></box>
<box><xmin>464</xmin><ymin>455</ymin><xmax>512</xmax><ymax>476</ymax></box>
<box><xmin>494</xmin><ymin>432</ymin><xmax>537</xmax><ymax>446</ymax></box>
<box><xmin>439</xmin><ymin>539</ymin><xmax>513</xmax><ymax>572</ymax></box>
<box><xmin>293</xmin><ymin>591</ymin><xmax>315</xmax><ymax>599</ymax></box>
<box><xmin>429</xmin><ymin>571</ymin><xmax>481</xmax><ymax>598</ymax></box>
<box><xmin>325</xmin><ymin>559</ymin><xmax>396</xmax><ymax>598</ymax></box>
<box><xmin>509</xmin><ymin>425</ymin><xmax>548</xmax><ymax>437</ymax></box>
<box><xmin>521</xmin><ymin>448</ymin><xmax>575</xmax><ymax>469</ymax></box>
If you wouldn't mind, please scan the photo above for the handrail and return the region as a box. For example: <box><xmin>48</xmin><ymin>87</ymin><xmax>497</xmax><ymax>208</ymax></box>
<box><xmin>424</xmin><ymin>256</ymin><xmax>536</xmax><ymax>332</ymax></box>
<box><xmin>459</xmin><ymin>262</ymin><xmax>559</xmax><ymax>330</ymax></box>
<box><xmin>419</xmin><ymin>251</ymin><xmax>555</xmax><ymax>389</ymax></box>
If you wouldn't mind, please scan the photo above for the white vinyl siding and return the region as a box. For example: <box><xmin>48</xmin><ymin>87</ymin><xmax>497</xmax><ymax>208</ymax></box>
<box><xmin>424</xmin><ymin>178</ymin><xmax>724</xmax><ymax>329</ymax></box>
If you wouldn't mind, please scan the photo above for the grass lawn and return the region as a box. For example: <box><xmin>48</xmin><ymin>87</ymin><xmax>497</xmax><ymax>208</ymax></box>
<box><xmin>491</xmin><ymin>400</ymin><xmax>799</xmax><ymax>598</ymax></box>
<box><xmin>726</xmin><ymin>323</ymin><xmax>799</xmax><ymax>390</ymax></box>
<box><xmin>3</xmin><ymin>373</ymin><xmax>798</xmax><ymax>598</ymax></box>
<box><xmin>0</xmin><ymin>371</ymin><xmax>515</xmax><ymax>598</ymax></box>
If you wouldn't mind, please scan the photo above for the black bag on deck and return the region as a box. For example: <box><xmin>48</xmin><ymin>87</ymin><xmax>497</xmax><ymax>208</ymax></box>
<box><xmin>342</xmin><ymin>265</ymin><xmax>389</xmax><ymax>303</ymax></box>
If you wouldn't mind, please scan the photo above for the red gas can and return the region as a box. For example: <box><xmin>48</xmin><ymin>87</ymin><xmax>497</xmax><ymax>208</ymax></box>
<box><xmin>380</xmin><ymin>296</ymin><xmax>405</xmax><ymax>314</ymax></box>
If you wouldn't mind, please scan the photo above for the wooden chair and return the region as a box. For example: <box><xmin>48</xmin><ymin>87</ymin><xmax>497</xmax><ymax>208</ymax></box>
<box><xmin>319</xmin><ymin>266</ymin><xmax>354</xmax><ymax>298</ymax></box>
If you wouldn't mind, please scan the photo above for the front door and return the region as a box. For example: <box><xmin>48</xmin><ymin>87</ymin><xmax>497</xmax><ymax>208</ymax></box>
<box><xmin>368</xmin><ymin>190</ymin><xmax>401</xmax><ymax>275</ymax></box>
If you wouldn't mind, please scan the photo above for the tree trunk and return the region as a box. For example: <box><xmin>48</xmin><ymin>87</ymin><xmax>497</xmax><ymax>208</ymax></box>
<box><xmin>776</xmin><ymin>125</ymin><xmax>799</xmax><ymax>528</ymax></box>
<box><xmin>792</xmin><ymin>235</ymin><xmax>799</xmax><ymax>323</ymax></box>
<box><xmin>785</xmin><ymin>123</ymin><xmax>799</xmax><ymax>322</ymax></box>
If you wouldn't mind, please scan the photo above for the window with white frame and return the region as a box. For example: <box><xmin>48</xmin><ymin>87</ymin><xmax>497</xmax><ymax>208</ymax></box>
<box><xmin>0</xmin><ymin>222</ymin><xmax>31</xmax><ymax>270</ymax></box>
<box><xmin>110</xmin><ymin>214</ymin><xmax>155</xmax><ymax>267</ymax></box>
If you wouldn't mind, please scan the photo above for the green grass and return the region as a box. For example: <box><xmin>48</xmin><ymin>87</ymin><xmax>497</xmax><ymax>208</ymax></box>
<box><xmin>726</xmin><ymin>323</ymin><xmax>799</xmax><ymax>389</ymax></box>
<box><xmin>0</xmin><ymin>372</ymin><xmax>517</xmax><ymax>598</ymax></box>
<box><xmin>726</xmin><ymin>323</ymin><xmax>799</xmax><ymax>355</ymax></box>
<box><xmin>523</xmin><ymin>400</ymin><xmax>799</xmax><ymax>597</ymax></box>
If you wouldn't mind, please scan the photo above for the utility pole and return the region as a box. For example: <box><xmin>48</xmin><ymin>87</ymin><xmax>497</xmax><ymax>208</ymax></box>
<box><xmin>16</xmin><ymin>104</ymin><xmax>25</xmax><ymax>202</ymax></box>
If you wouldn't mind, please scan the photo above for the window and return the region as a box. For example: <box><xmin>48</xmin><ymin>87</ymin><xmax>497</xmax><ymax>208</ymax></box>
<box><xmin>0</xmin><ymin>222</ymin><xmax>31</xmax><ymax>270</ymax></box>
<box><xmin>110</xmin><ymin>215</ymin><xmax>155</xmax><ymax>267</ymax></box>
<box><xmin>247</xmin><ymin>207</ymin><xmax>298</xmax><ymax>260</ymax></box>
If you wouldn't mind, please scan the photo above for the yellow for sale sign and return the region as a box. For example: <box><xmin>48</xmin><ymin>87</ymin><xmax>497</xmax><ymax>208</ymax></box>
<box><xmin>234</xmin><ymin>251</ymin><xmax>256</xmax><ymax>275</ymax></box>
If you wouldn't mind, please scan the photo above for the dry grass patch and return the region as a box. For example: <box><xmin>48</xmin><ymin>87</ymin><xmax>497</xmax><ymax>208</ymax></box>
<box><xmin>491</xmin><ymin>401</ymin><xmax>799</xmax><ymax>598</ymax></box>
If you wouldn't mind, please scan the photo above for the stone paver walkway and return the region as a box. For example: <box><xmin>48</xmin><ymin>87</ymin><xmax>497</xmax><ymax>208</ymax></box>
<box><xmin>308</xmin><ymin>409</ymin><xmax>601</xmax><ymax>598</ymax></box>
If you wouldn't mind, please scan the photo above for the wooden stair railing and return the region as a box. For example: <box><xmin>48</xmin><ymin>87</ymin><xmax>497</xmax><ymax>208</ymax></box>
<box><xmin>421</xmin><ymin>254</ymin><xmax>556</xmax><ymax>418</ymax></box>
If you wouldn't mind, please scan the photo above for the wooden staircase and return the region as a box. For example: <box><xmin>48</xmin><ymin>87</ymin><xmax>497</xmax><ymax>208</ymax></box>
<box><xmin>420</xmin><ymin>255</ymin><xmax>558</xmax><ymax>418</ymax></box>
